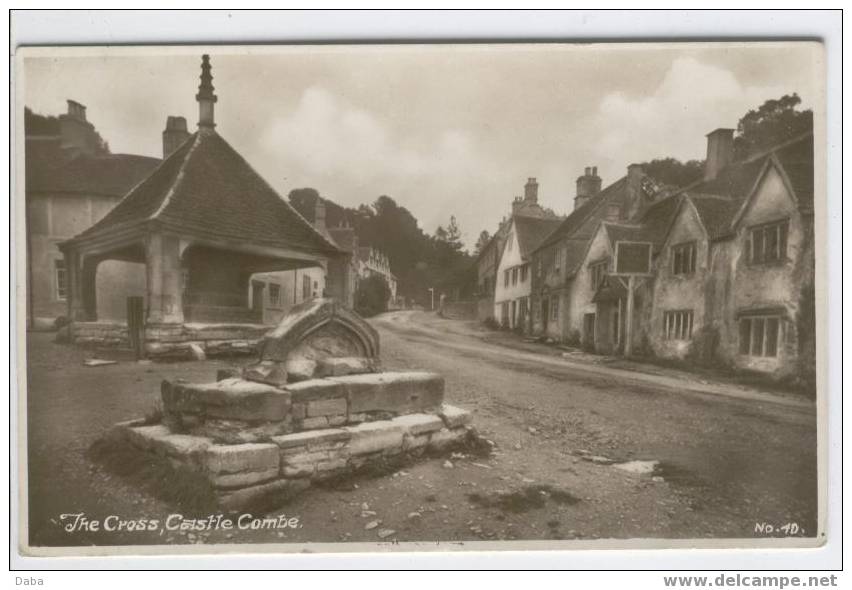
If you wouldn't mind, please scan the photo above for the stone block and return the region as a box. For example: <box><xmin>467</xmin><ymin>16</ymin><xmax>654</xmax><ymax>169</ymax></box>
<box><xmin>439</xmin><ymin>404</ymin><xmax>473</xmax><ymax>428</ymax></box>
<box><xmin>316</xmin><ymin>457</ymin><xmax>349</xmax><ymax>473</ymax></box>
<box><xmin>216</xmin><ymin>368</ymin><xmax>242</xmax><ymax>381</ymax></box>
<box><xmin>306</xmin><ymin>397</ymin><xmax>348</xmax><ymax>418</ymax></box>
<box><xmin>331</xmin><ymin>372</ymin><xmax>444</xmax><ymax>415</ymax></box>
<box><xmin>428</xmin><ymin>427</ymin><xmax>468</xmax><ymax>452</ymax></box>
<box><xmin>272</xmin><ymin>428</ymin><xmax>351</xmax><ymax>450</ymax></box>
<box><xmin>392</xmin><ymin>413</ymin><xmax>445</xmax><ymax>436</ymax></box>
<box><xmin>328</xmin><ymin>415</ymin><xmax>347</xmax><ymax>426</ymax></box>
<box><xmin>125</xmin><ymin>426</ymin><xmax>212</xmax><ymax>468</ymax></box>
<box><xmin>403</xmin><ymin>432</ymin><xmax>432</xmax><ymax>450</ymax></box>
<box><xmin>217</xmin><ymin>478</ymin><xmax>310</xmax><ymax>512</ymax></box>
<box><xmin>315</xmin><ymin>357</ymin><xmax>379</xmax><ymax>377</ymax></box>
<box><xmin>242</xmin><ymin>360</ymin><xmax>288</xmax><ymax>387</ymax></box>
<box><xmin>162</xmin><ymin>378</ymin><xmax>291</xmax><ymax>422</ymax></box>
<box><xmin>300</xmin><ymin>416</ymin><xmax>329</xmax><ymax>430</ymax></box>
<box><xmin>210</xmin><ymin>467</ymin><xmax>280</xmax><ymax>489</ymax></box>
<box><xmin>344</xmin><ymin>420</ymin><xmax>404</xmax><ymax>455</ymax></box>
<box><xmin>286</xmin><ymin>379</ymin><xmax>347</xmax><ymax>403</ymax></box>
<box><xmin>285</xmin><ymin>358</ymin><xmax>318</xmax><ymax>382</ymax></box>
<box><xmin>204</xmin><ymin>443</ymin><xmax>279</xmax><ymax>474</ymax></box>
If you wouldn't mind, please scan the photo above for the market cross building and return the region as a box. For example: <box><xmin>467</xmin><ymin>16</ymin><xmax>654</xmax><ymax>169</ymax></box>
<box><xmin>59</xmin><ymin>55</ymin><xmax>352</xmax><ymax>358</ymax></box>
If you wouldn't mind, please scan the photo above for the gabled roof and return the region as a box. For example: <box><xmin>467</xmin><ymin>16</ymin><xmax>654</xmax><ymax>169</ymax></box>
<box><xmin>688</xmin><ymin>194</ymin><xmax>741</xmax><ymax>240</ymax></box>
<box><xmin>676</xmin><ymin>132</ymin><xmax>813</xmax><ymax>239</ymax></box>
<box><xmin>512</xmin><ymin>215</ymin><xmax>563</xmax><ymax>261</ymax></box>
<box><xmin>67</xmin><ymin>130</ymin><xmax>343</xmax><ymax>256</ymax></box>
<box><xmin>535</xmin><ymin>177</ymin><xmax>627</xmax><ymax>252</ymax></box>
<box><xmin>26</xmin><ymin>136</ymin><xmax>160</xmax><ymax>198</ymax></box>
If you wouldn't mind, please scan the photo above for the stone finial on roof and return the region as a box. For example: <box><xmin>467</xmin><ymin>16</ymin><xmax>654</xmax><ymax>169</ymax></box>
<box><xmin>196</xmin><ymin>54</ymin><xmax>218</xmax><ymax>129</ymax></box>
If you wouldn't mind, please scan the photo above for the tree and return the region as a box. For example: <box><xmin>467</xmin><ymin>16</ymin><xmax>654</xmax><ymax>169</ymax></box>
<box><xmin>474</xmin><ymin>230</ymin><xmax>491</xmax><ymax>256</ymax></box>
<box><xmin>733</xmin><ymin>94</ymin><xmax>813</xmax><ymax>160</ymax></box>
<box><xmin>354</xmin><ymin>275</ymin><xmax>391</xmax><ymax>317</ymax></box>
<box><xmin>639</xmin><ymin>158</ymin><xmax>704</xmax><ymax>188</ymax></box>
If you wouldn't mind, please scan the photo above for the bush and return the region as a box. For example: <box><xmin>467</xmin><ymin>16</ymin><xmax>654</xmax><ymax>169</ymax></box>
<box><xmin>355</xmin><ymin>275</ymin><xmax>391</xmax><ymax>317</ymax></box>
<box><xmin>685</xmin><ymin>325</ymin><xmax>721</xmax><ymax>367</ymax></box>
<box><xmin>483</xmin><ymin>316</ymin><xmax>499</xmax><ymax>330</ymax></box>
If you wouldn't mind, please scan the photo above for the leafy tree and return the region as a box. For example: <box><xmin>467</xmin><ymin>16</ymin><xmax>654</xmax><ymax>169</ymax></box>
<box><xmin>639</xmin><ymin>158</ymin><xmax>704</xmax><ymax>188</ymax></box>
<box><xmin>355</xmin><ymin>275</ymin><xmax>391</xmax><ymax>317</ymax></box>
<box><xmin>474</xmin><ymin>230</ymin><xmax>491</xmax><ymax>256</ymax></box>
<box><xmin>734</xmin><ymin>94</ymin><xmax>813</xmax><ymax>160</ymax></box>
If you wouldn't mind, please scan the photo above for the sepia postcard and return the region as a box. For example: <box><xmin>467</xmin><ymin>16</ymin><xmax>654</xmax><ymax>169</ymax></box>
<box><xmin>13</xmin><ymin>41</ymin><xmax>828</xmax><ymax>559</ymax></box>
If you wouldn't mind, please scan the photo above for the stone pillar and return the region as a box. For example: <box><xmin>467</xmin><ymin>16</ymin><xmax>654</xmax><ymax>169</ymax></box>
<box><xmin>145</xmin><ymin>233</ymin><xmax>184</xmax><ymax>323</ymax></box>
<box><xmin>81</xmin><ymin>257</ymin><xmax>98</xmax><ymax>321</ymax></box>
<box><xmin>65</xmin><ymin>250</ymin><xmax>87</xmax><ymax>322</ymax></box>
<box><xmin>326</xmin><ymin>254</ymin><xmax>353</xmax><ymax>308</ymax></box>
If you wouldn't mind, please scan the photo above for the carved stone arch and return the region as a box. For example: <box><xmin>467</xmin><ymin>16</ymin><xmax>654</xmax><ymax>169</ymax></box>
<box><xmin>259</xmin><ymin>297</ymin><xmax>379</xmax><ymax>363</ymax></box>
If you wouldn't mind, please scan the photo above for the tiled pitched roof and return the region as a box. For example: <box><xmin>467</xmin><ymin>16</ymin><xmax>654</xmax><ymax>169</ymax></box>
<box><xmin>513</xmin><ymin>215</ymin><xmax>563</xmax><ymax>261</ymax></box>
<box><xmin>70</xmin><ymin>130</ymin><xmax>343</xmax><ymax>255</ymax></box>
<box><xmin>677</xmin><ymin>132</ymin><xmax>813</xmax><ymax>237</ymax></box>
<box><xmin>536</xmin><ymin>177</ymin><xmax>627</xmax><ymax>251</ymax></box>
<box><xmin>26</xmin><ymin>137</ymin><xmax>160</xmax><ymax>198</ymax></box>
<box><xmin>688</xmin><ymin>195</ymin><xmax>741</xmax><ymax>240</ymax></box>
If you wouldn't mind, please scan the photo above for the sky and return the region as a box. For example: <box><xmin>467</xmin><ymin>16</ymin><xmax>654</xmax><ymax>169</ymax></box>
<box><xmin>22</xmin><ymin>43</ymin><xmax>821</xmax><ymax>249</ymax></box>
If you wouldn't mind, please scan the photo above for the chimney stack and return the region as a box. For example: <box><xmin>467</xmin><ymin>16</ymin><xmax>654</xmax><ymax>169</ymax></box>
<box><xmin>59</xmin><ymin>99</ymin><xmax>99</xmax><ymax>155</ymax></box>
<box><xmin>162</xmin><ymin>116</ymin><xmax>190</xmax><ymax>159</ymax></box>
<box><xmin>196</xmin><ymin>54</ymin><xmax>218</xmax><ymax>130</ymax></box>
<box><xmin>574</xmin><ymin>165</ymin><xmax>602</xmax><ymax>210</ymax></box>
<box><xmin>704</xmin><ymin>128</ymin><xmax>734</xmax><ymax>180</ymax></box>
<box><xmin>524</xmin><ymin>177</ymin><xmax>539</xmax><ymax>203</ymax></box>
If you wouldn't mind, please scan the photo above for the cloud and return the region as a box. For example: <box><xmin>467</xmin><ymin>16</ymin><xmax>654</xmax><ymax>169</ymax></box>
<box><xmin>591</xmin><ymin>57</ymin><xmax>792</xmax><ymax>167</ymax></box>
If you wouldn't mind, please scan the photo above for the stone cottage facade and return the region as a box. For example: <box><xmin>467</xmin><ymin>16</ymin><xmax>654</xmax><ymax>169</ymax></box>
<box><xmin>529</xmin><ymin>129</ymin><xmax>815</xmax><ymax>380</ymax></box>
<box><xmin>474</xmin><ymin>177</ymin><xmax>561</xmax><ymax>323</ymax></box>
<box><xmin>24</xmin><ymin>101</ymin><xmax>166</xmax><ymax>328</ymax></box>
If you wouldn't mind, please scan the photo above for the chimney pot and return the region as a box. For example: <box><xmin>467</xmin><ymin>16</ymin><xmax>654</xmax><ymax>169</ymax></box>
<box><xmin>162</xmin><ymin>115</ymin><xmax>191</xmax><ymax>159</ymax></box>
<box><xmin>575</xmin><ymin>164</ymin><xmax>602</xmax><ymax>210</ymax></box>
<box><xmin>704</xmin><ymin>128</ymin><xmax>734</xmax><ymax>180</ymax></box>
<box><xmin>524</xmin><ymin>177</ymin><xmax>539</xmax><ymax>203</ymax></box>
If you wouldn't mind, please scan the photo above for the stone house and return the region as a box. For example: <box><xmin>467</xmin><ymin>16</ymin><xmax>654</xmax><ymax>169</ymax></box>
<box><xmin>529</xmin><ymin>128</ymin><xmax>815</xmax><ymax>380</ymax></box>
<box><xmin>474</xmin><ymin>177</ymin><xmax>561</xmax><ymax>323</ymax></box>
<box><xmin>652</xmin><ymin>131</ymin><xmax>815</xmax><ymax>377</ymax></box>
<box><xmin>530</xmin><ymin>165</ymin><xmax>669</xmax><ymax>343</ymax></box>
<box><xmin>24</xmin><ymin>100</ymin><xmax>166</xmax><ymax>328</ymax></box>
<box><xmin>493</xmin><ymin>215</ymin><xmax>562</xmax><ymax>330</ymax></box>
<box><xmin>357</xmin><ymin>246</ymin><xmax>398</xmax><ymax>305</ymax></box>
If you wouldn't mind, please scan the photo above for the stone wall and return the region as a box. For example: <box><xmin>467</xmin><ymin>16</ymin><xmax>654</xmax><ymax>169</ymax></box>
<box><xmin>70</xmin><ymin>321</ymin><xmax>130</xmax><ymax>347</ymax></box>
<box><xmin>114</xmin><ymin>403</ymin><xmax>473</xmax><ymax>511</ymax></box>
<box><xmin>144</xmin><ymin>323</ymin><xmax>270</xmax><ymax>359</ymax></box>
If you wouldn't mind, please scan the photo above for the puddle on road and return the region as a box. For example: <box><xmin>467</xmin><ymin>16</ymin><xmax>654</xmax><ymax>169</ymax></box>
<box><xmin>613</xmin><ymin>460</ymin><xmax>659</xmax><ymax>474</ymax></box>
<box><xmin>467</xmin><ymin>484</ymin><xmax>580</xmax><ymax>514</ymax></box>
<box><xmin>651</xmin><ymin>461</ymin><xmax>707</xmax><ymax>488</ymax></box>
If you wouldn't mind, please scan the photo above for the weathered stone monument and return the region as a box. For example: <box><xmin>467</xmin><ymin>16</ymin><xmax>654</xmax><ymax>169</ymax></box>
<box><xmin>110</xmin><ymin>298</ymin><xmax>475</xmax><ymax>510</ymax></box>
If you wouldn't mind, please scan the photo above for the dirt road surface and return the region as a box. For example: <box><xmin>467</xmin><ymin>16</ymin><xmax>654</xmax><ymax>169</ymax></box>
<box><xmin>22</xmin><ymin>311</ymin><xmax>818</xmax><ymax>550</ymax></box>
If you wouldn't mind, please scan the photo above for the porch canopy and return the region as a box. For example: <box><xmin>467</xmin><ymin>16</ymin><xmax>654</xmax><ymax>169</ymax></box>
<box><xmin>59</xmin><ymin>125</ymin><xmax>345</xmax><ymax>325</ymax></box>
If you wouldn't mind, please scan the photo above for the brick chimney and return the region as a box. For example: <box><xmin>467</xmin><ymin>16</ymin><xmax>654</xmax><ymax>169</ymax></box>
<box><xmin>162</xmin><ymin>116</ymin><xmax>190</xmax><ymax>158</ymax></box>
<box><xmin>574</xmin><ymin>166</ymin><xmax>602</xmax><ymax>210</ymax></box>
<box><xmin>196</xmin><ymin>54</ymin><xmax>217</xmax><ymax>130</ymax></box>
<box><xmin>59</xmin><ymin>99</ymin><xmax>99</xmax><ymax>155</ymax></box>
<box><xmin>704</xmin><ymin>128</ymin><xmax>734</xmax><ymax>180</ymax></box>
<box><xmin>623</xmin><ymin>163</ymin><xmax>645</xmax><ymax>220</ymax></box>
<box><xmin>524</xmin><ymin>177</ymin><xmax>539</xmax><ymax>203</ymax></box>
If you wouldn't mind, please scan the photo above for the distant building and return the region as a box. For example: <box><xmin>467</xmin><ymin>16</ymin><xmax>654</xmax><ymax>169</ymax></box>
<box><xmin>493</xmin><ymin>215</ymin><xmax>561</xmax><ymax>330</ymax></box>
<box><xmin>357</xmin><ymin>246</ymin><xmax>397</xmax><ymax>305</ymax></box>
<box><xmin>24</xmin><ymin>101</ymin><xmax>164</xmax><ymax>328</ymax></box>
<box><xmin>474</xmin><ymin>177</ymin><xmax>562</xmax><ymax>323</ymax></box>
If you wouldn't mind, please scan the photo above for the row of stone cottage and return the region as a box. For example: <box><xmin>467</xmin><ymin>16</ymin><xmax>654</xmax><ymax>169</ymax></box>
<box><xmin>475</xmin><ymin>128</ymin><xmax>815</xmax><ymax>380</ymax></box>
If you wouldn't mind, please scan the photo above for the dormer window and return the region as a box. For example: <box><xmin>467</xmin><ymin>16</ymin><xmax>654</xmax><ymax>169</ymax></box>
<box><xmin>671</xmin><ymin>241</ymin><xmax>697</xmax><ymax>275</ymax></box>
<box><xmin>748</xmin><ymin>219</ymin><xmax>788</xmax><ymax>265</ymax></box>
<box><xmin>589</xmin><ymin>259</ymin><xmax>608</xmax><ymax>290</ymax></box>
